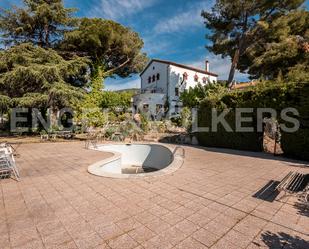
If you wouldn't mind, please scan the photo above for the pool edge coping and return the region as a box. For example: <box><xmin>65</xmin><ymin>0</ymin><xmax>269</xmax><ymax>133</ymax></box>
<box><xmin>87</xmin><ymin>143</ymin><xmax>184</xmax><ymax>179</ymax></box>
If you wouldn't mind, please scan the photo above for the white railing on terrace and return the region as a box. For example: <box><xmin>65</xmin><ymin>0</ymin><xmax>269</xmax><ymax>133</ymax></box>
<box><xmin>141</xmin><ymin>88</ymin><xmax>164</xmax><ymax>94</ymax></box>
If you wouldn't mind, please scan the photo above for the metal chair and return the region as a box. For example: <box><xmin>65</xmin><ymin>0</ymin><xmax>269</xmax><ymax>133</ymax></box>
<box><xmin>276</xmin><ymin>171</ymin><xmax>309</xmax><ymax>203</ymax></box>
<box><xmin>0</xmin><ymin>146</ymin><xmax>20</xmax><ymax>181</ymax></box>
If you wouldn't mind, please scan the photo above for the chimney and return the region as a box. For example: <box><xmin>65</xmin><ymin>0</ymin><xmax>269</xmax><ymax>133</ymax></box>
<box><xmin>205</xmin><ymin>60</ymin><xmax>210</xmax><ymax>72</ymax></box>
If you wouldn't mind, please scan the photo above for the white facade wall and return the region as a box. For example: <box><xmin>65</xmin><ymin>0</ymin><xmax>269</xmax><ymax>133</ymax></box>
<box><xmin>133</xmin><ymin>93</ymin><xmax>166</xmax><ymax>120</ymax></box>
<box><xmin>168</xmin><ymin>65</ymin><xmax>217</xmax><ymax>116</ymax></box>
<box><xmin>141</xmin><ymin>61</ymin><xmax>168</xmax><ymax>93</ymax></box>
<box><xmin>169</xmin><ymin>65</ymin><xmax>217</xmax><ymax>90</ymax></box>
<box><xmin>136</xmin><ymin>60</ymin><xmax>218</xmax><ymax>119</ymax></box>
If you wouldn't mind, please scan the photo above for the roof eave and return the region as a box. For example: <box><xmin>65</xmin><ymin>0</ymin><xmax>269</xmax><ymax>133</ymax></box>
<box><xmin>140</xmin><ymin>59</ymin><xmax>218</xmax><ymax>77</ymax></box>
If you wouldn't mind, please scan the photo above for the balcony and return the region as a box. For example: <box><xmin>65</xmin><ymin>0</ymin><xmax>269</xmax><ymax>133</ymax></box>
<box><xmin>141</xmin><ymin>88</ymin><xmax>164</xmax><ymax>94</ymax></box>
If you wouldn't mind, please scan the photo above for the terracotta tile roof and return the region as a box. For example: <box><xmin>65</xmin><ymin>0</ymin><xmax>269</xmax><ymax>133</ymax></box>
<box><xmin>140</xmin><ymin>59</ymin><xmax>218</xmax><ymax>77</ymax></box>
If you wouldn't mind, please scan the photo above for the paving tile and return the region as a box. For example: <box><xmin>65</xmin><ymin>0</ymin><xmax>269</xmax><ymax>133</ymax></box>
<box><xmin>175</xmin><ymin>219</ymin><xmax>200</xmax><ymax>235</ymax></box>
<box><xmin>36</xmin><ymin>219</ymin><xmax>66</xmax><ymax>237</ymax></box>
<box><xmin>161</xmin><ymin>212</ymin><xmax>184</xmax><ymax>226</ymax></box>
<box><xmin>141</xmin><ymin>235</ymin><xmax>174</xmax><ymax>249</ymax></box>
<box><xmin>192</xmin><ymin>228</ymin><xmax>220</xmax><ymax>247</ymax></box>
<box><xmin>221</xmin><ymin>229</ymin><xmax>252</xmax><ymax>248</ymax></box>
<box><xmin>108</xmin><ymin>234</ymin><xmax>139</xmax><ymax>249</ymax></box>
<box><xmin>233</xmin><ymin>220</ymin><xmax>262</xmax><ymax>238</ymax></box>
<box><xmin>52</xmin><ymin>240</ymin><xmax>79</xmax><ymax>249</ymax></box>
<box><xmin>134</xmin><ymin>211</ymin><xmax>157</xmax><ymax>225</ymax></box>
<box><xmin>96</xmin><ymin>223</ymin><xmax>124</xmax><ymax>241</ymax></box>
<box><xmin>2</xmin><ymin>142</ymin><xmax>309</xmax><ymax>249</ymax></box>
<box><xmin>203</xmin><ymin>221</ymin><xmax>231</xmax><ymax>237</ymax></box>
<box><xmin>92</xmin><ymin>243</ymin><xmax>110</xmax><ymax>249</ymax></box>
<box><xmin>174</xmin><ymin>237</ymin><xmax>208</xmax><ymax>249</ymax></box>
<box><xmin>211</xmin><ymin>238</ymin><xmax>240</xmax><ymax>249</ymax></box>
<box><xmin>158</xmin><ymin>226</ymin><xmax>187</xmax><ymax>246</ymax></box>
<box><xmin>73</xmin><ymin>231</ymin><xmax>104</xmax><ymax>249</ymax></box>
<box><xmin>207</xmin><ymin>202</ymin><xmax>229</xmax><ymax>213</ymax></box>
<box><xmin>198</xmin><ymin>207</ymin><xmax>220</xmax><ymax>220</ymax></box>
<box><xmin>0</xmin><ymin>234</ymin><xmax>12</xmax><ymax>249</ymax></box>
<box><xmin>12</xmin><ymin>239</ymin><xmax>45</xmax><ymax>249</ymax></box>
<box><xmin>128</xmin><ymin>225</ymin><xmax>156</xmax><ymax>244</ymax></box>
<box><xmin>148</xmin><ymin>204</ymin><xmax>170</xmax><ymax>217</ymax></box>
<box><xmin>42</xmin><ymin>230</ymin><xmax>73</xmax><ymax>249</ymax></box>
<box><xmin>9</xmin><ymin>228</ymin><xmax>40</xmax><ymax>247</ymax></box>
<box><xmin>187</xmin><ymin>212</ymin><xmax>212</xmax><ymax>227</ymax></box>
<box><xmin>115</xmin><ymin>217</ymin><xmax>142</xmax><ymax>232</ymax></box>
<box><xmin>145</xmin><ymin>217</ymin><xmax>171</xmax><ymax>234</ymax></box>
<box><xmin>174</xmin><ymin>206</ymin><xmax>196</xmax><ymax>218</ymax></box>
<box><xmin>88</xmin><ymin>215</ymin><xmax>115</xmax><ymax>232</ymax></box>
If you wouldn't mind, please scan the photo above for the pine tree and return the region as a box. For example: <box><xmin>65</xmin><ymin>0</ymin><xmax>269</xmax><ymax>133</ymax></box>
<box><xmin>0</xmin><ymin>0</ymin><xmax>76</xmax><ymax>47</ymax></box>
<box><xmin>60</xmin><ymin>18</ymin><xmax>148</xmax><ymax>79</ymax></box>
<box><xmin>202</xmin><ymin>0</ymin><xmax>305</xmax><ymax>84</ymax></box>
<box><xmin>244</xmin><ymin>10</ymin><xmax>309</xmax><ymax>81</ymax></box>
<box><xmin>0</xmin><ymin>43</ymin><xmax>89</xmax><ymax>109</ymax></box>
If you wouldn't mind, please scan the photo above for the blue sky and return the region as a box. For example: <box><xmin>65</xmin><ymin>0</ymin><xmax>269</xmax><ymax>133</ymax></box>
<box><xmin>1</xmin><ymin>0</ymin><xmax>308</xmax><ymax>90</ymax></box>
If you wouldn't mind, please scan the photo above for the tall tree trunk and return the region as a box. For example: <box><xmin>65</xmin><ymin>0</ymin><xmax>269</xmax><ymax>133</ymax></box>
<box><xmin>228</xmin><ymin>49</ymin><xmax>240</xmax><ymax>87</ymax></box>
<box><xmin>50</xmin><ymin>108</ymin><xmax>58</xmax><ymax>129</ymax></box>
<box><xmin>44</xmin><ymin>25</ymin><xmax>50</xmax><ymax>48</ymax></box>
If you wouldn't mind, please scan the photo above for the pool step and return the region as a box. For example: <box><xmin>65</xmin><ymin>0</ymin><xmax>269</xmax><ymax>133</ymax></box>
<box><xmin>122</xmin><ymin>165</ymin><xmax>158</xmax><ymax>174</ymax></box>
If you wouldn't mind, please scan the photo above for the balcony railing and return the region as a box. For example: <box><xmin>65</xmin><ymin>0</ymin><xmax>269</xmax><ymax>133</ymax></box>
<box><xmin>141</xmin><ymin>88</ymin><xmax>164</xmax><ymax>94</ymax></box>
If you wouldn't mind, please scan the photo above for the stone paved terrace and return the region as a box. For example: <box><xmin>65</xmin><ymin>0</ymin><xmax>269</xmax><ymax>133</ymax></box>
<box><xmin>1</xmin><ymin>142</ymin><xmax>309</xmax><ymax>249</ymax></box>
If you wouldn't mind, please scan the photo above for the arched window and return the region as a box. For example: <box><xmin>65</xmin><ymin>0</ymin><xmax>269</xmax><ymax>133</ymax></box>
<box><xmin>175</xmin><ymin>88</ymin><xmax>179</xmax><ymax>97</ymax></box>
<box><xmin>152</xmin><ymin>75</ymin><xmax>156</xmax><ymax>82</ymax></box>
<box><xmin>175</xmin><ymin>105</ymin><xmax>179</xmax><ymax>113</ymax></box>
<box><xmin>202</xmin><ymin>77</ymin><xmax>207</xmax><ymax>83</ymax></box>
<box><xmin>156</xmin><ymin>73</ymin><xmax>160</xmax><ymax>81</ymax></box>
<box><xmin>148</xmin><ymin>76</ymin><xmax>151</xmax><ymax>83</ymax></box>
<box><xmin>183</xmin><ymin>72</ymin><xmax>188</xmax><ymax>80</ymax></box>
<box><xmin>194</xmin><ymin>74</ymin><xmax>199</xmax><ymax>82</ymax></box>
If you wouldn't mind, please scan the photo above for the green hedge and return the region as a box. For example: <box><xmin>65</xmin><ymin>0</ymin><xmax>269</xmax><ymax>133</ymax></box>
<box><xmin>279</xmin><ymin>82</ymin><xmax>309</xmax><ymax>161</ymax></box>
<box><xmin>196</xmin><ymin>107</ymin><xmax>264</xmax><ymax>151</ymax></box>
<box><xmin>195</xmin><ymin>81</ymin><xmax>309</xmax><ymax>160</ymax></box>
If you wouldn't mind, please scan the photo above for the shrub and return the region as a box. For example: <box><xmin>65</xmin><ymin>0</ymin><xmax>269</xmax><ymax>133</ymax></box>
<box><xmin>140</xmin><ymin>112</ymin><xmax>149</xmax><ymax>133</ymax></box>
<box><xmin>180</xmin><ymin>107</ymin><xmax>192</xmax><ymax>131</ymax></box>
<box><xmin>195</xmin><ymin>81</ymin><xmax>309</xmax><ymax>160</ymax></box>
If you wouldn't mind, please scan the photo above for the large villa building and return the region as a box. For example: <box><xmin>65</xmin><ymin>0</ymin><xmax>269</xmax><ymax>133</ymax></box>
<box><xmin>133</xmin><ymin>59</ymin><xmax>218</xmax><ymax>119</ymax></box>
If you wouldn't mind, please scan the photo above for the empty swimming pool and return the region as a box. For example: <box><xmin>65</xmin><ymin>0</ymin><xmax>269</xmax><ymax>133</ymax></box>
<box><xmin>88</xmin><ymin>144</ymin><xmax>183</xmax><ymax>178</ymax></box>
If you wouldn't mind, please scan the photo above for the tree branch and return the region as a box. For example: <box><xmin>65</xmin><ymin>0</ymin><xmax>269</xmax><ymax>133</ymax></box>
<box><xmin>102</xmin><ymin>58</ymin><xmax>130</xmax><ymax>77</ymax></box>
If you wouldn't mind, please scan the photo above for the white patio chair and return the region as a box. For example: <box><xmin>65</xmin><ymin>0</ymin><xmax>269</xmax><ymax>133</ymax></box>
<box><xmin>0</xmin><ymin>147</ymin><xmax>20</xmax><ymax>181</ymax></box>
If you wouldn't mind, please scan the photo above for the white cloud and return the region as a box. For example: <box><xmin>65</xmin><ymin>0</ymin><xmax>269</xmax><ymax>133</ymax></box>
<box><xmin>185</xmin><ymin>54</ymin><xmax>249</xmax><ymax>81</ymax></box>
<box><xmin>154</xmin><ymin>1</ymin><xmax>213</xmax><ymax>34</ymax></box>
<box><xmin>90</xmin><ymin>0</ymin><xmax>157</xmax><ymax>20</ymax></box>
<box><xmin>142</xmin><ymin>37</ymin><xmax>173</xmax><ymax>56</ymax></box>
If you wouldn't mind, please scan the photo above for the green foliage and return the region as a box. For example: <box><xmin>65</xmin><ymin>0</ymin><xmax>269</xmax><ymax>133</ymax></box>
<box><xmin>196</xmin><ymin>81</ymin><xmax>309</xmax><ymax>160</ymax></box>
<box><xmin>0</xmin><ymin>0</ymin><xmax>76</xmax><ymax>47</ymax></box>
<box><xmin>75</xmin><ymin>74</ymin><xmax>106</xmax><ymax>127</ymax></box>
<box><xmin>287</xmin><ymin>63</ymin><xmax>309</xmax><ymax>83</ymax></box>
<box><xmin>244</xmin><ymin>10</ymin><xmax>309</xmax><ymax>80</ymax></box>
<box><xmin>180</xmin><ymin>107</ymin><xmax>192</xmax><ymax>131</ymax></box>
<box><xmin>0</xmin><ymin>94</ymin><xmax>11</xmax><ymax>114</ymax></box>
<box><xmin>0</xmin><ymin>43</ymin><xmax>89</xmax><ymax>109</ymax></box>
<box><xmin>60</xmin><ymin>18</ymin><xmax>148</xmax><ymax>78</ymax></box>
<box><xmin>180</xmin><ymin>83</ymin><xmax>228</xmax><ymax>108</ymax></box>
<box><xmin>202</xmin><ymin>0</ymin><xmax>305</xmax><ymax>82</ymax></box>
<box><xmin>170</xmin><ymin>117</ymin><xmax>182</xmax><ymax>127</ymax></box>
<box><xmin>13</xmin><ymin>93</ymin><xmax>48</xmax><ymax>108</ymax></box>
<box><xmin>75</xmin><ymin>74</ymin><xmax>134</xmax><ymax>127</ymax></box>
<box><xmin>100</xmin><ymin>91</ymin><xmax>133</xmax><ymax>110</ymax></box>
<box><xmin>140</xmin><ymin>112</ymin><xmax>149</xmax><ymax>132</ymax></box>
<box><xmin>0</xmin><ymin>1</ymin><xmax>147</xmax><ymax>132</ymax></box>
